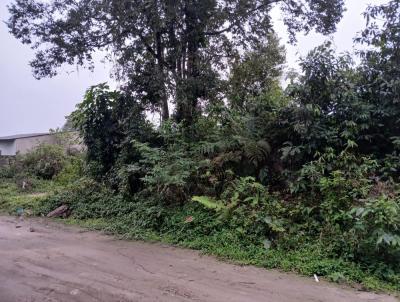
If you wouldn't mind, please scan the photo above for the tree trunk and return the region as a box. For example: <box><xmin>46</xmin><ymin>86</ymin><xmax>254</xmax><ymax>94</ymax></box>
<box><xmin>175</xmin><ymin>2</ymin><xmax>201</xmax><ymax>125</ymax></box>
<box><xmin>156</xmin><ymin>32</ymin><xmax>169</xmax><ymax>122</ymax></box>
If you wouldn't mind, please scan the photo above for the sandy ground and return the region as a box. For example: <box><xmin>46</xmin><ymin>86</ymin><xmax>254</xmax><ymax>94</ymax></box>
<box><xmin>0</xmin><ymin>216</ymin><xmax>397</xmax><ymax>302</ymax></box>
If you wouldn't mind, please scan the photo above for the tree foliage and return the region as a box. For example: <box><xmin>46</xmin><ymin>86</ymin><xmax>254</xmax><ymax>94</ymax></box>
<box><xmin>8</xmin><ymin>0</ymin><xmax>345</xmax><ymax>123</ymax></box>
<box><xmin>70</xmin><ymin>83</ymin><xmax>156</xmax><ymax>176</ymax></box>
<box><xmin>6</xmin><ymin>0</ymin><xmax>400</xmax><ymax>291</ymax></box>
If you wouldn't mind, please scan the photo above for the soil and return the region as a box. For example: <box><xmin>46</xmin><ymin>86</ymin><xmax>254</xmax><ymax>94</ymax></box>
<box><xmin>0</xmin><ymin>216</ymin><xmax>397</xmax><ymax>302</ymax></box>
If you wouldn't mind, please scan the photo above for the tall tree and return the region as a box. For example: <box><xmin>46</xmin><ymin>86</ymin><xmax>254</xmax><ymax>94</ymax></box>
<box><xmin>8</xmin><ymin>0</ymin><xmax>345</xmax><ymax>124</ymax></box>
<box><xmin>355</xmin><ymin>0</ymin><xmax>400</xmax><ymax>154</ymax></box>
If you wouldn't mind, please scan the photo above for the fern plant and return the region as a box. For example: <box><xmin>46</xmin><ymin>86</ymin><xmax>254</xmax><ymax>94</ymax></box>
<box><xmin>192</xmin><ymin>177</ymin><xmax>286</xmax><ymax>244</ymax></box>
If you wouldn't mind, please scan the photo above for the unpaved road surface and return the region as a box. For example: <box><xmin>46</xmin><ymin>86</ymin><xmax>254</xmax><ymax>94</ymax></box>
<box><xmin>0</xmin><ymin>216</ymin><xmax>397</xmax><ymax>302</ymax></box>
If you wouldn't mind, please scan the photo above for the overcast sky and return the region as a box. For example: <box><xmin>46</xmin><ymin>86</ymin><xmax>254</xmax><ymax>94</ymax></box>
<box><xmin>0</xmin><ymin>0</ymin><xmax>388</xmax><ymax>136</ymax></box>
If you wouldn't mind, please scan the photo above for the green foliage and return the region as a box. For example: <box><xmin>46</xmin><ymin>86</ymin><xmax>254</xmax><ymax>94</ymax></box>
<box><xmin>193</xmin><ymin>177</ymin><xmax>286</xmax><ymax>247</ymax></box>
<box><xmin>4</xmin><ymin>0</ymin><xmax>400</xmax><ymax>294</ymax></box>
<box><xmin>24</xmin><ymin>175</ymin><xmax>399</xmax><ymax>292</ymax></box>
<box><xmin>192</xmin><ymin>196</ymin><xmax>225</xmax><ymax>211</ymax></box>
<box><xmin>228</xmin><ymin>33</ymin><xmax>286</xmax><ymax>109</ymax></box>
<box><xmin>0</xmin><ymin>138</ymin><xmax>84</xmax><ymax>183</ymax></box>
<box><xmin>54</xmin><ymin>154</ymin><xmax>84</xmax><ymax>185</ymax></box>
<box><xmin>8</xmin><ymin>0</ymin><xmax>344</xmax><ymax>122</ymax></box>
<box><xmin>20</xmin><ymin>144</ymin><xmax>67</xmax><ymax>179</ymax></box>
<box><xmin>0</xmin><ymin>160</ymin><xmax>18</xmax><ymax>179</ymax></box>
<box><xmin>70</xmin><ymin>84</ymin><xmax>126</xmax><ymax>176</ymax></box>
<box><xmin>0</xmin><ymin>178</ymin><xmax>59</xmax><ymax>215</ymax></box>
<box><xmin>138</xmin><ymin>143</ymin><xmax>198</xmax><ymax>203</ymax></box>
<box><xmin>350</xmin><ymin>195</ymin><xmax>400</xmax><ymax>262</ymax></box>
<box><xmin>283</xmin><ymin>149</ymin><xmax>400</xmax><ymax>282</ymax></box>
<box><xmin>71</xmin><ymin>84</ymin><xmax>155</xmax><ymax>178</ymax></box>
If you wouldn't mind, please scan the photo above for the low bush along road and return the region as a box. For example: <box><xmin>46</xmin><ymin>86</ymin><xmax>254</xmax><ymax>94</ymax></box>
<box><xmin>0</xmin><ymin>216</ymin><xmax>397</xmax><ymax>302</ymax></box>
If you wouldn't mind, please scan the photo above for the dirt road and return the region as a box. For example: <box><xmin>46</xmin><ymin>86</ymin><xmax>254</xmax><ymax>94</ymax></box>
<box><xmin>0</xmin><ymin>216</ymin><xmax>397</xmax><ymax>302</ymax></box>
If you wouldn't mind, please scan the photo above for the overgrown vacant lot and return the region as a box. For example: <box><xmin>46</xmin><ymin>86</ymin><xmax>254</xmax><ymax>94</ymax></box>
<box><xmin>3</xmin><ymin>0</ymin><xmax>400</xmax><ymax>299</ymax></box>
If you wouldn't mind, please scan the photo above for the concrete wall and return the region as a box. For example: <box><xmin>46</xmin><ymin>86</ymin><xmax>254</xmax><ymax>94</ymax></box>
<box><xmin>58</xmin><ymin>131</ymin><xmax>85</xmax><ymax>154</ymax></box>
<box><xmin>0</xmin><ymin>132</ymin><xmax>84</xmax><ymax>156</ymax></box>
<box><xmin>0</xmin><ymin>140</ymin><xmax>16</xmax><ymax>156</ymax></box>
<box><xmin>15</xmin><ymin>134</ymin><xmax>58</xmax><ymax>155</ymax></box>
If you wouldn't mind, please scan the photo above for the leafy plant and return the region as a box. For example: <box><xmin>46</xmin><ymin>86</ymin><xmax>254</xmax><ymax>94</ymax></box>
<box><xmin>20</xmin><ymin>144</ymin><xmax>67</xmax><ymax>179</ymax></box>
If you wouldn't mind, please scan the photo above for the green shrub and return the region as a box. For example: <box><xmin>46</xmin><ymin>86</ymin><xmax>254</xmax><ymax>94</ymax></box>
<box><xmin>55</xmin><ymin>154</ymin><xmax>84</xmax><ymax>185</ymax></box>
<box><xmin>126</xmin><ymin>139</ymin><xmax>200</xmax><ymax>204</ymax></box>
<box><xmin>20</xmin><ymin>144</ymin><xmax>67</xmax><ymax>179</ymax></box>
<box><xmin>193</xmin><ymin>177</ymin><xmax>287</xmax><ymax>246</ymax></box>
<box><xmin>0</xmin><ymin>165</ymin><xmax>16</xmax><ymax>179</ymax></box>
<box><xmin>350</xmin><ymin>195</ymin><xmax>400</xmax><ymax>270</ymax></box>
<box><xmin>287</xmin><ymin>149</ymin><xmax>400</xmax><ymax>278</ymax></box>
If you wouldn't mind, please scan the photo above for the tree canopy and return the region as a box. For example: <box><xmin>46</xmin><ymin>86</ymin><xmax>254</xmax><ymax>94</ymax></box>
<box><xmin>4</xmin><ymin>0</ymin><xmax>400</xmax><ymax>291</ymax></box>
<box><xmin>8</xmin><ymin>0</ymin><xmax>345</xmax><ymax>123</ymax></box>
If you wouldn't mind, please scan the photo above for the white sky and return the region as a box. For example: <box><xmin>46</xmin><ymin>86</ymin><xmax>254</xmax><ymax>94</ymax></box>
<box><xmin>0</xmin><ymin>0</ymin><xmax>389</xmax><ymax>136</ymax></box>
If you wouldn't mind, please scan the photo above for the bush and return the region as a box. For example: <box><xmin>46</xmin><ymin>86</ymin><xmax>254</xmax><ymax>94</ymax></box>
<box><xmin>350</xmin><ymin>195</ymin><xmax>400</xmax><ymax>269</ymax></box>
<box><xmin>284</xmin><ymin>149</ymin><xmax>400</xmax><ymax>279</ymax></box>
<box><xmin>55</xmin><ymin>154</ymin><xmax>84</xmax><ymax>185</ymax></box>
<box><xmin>0</xmin><ymin>165</ymin><xmax>16</xmax><ymax>179</ymax></box>
<box><xmin>20</xmin><ymin>144</ymin><xmax>67</xmax><ymax>179</ymax></box>
<box><xmin>193</xmin><ymin>177</ymin><xmax>286</xmax><ymax>245</ymax></box>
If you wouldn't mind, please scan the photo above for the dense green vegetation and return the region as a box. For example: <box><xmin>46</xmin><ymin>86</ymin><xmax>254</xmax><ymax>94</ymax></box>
<box><xmin>3</xmin><ymin>0</ymin><xmax>400</xmax><ymax>294</ymax></box>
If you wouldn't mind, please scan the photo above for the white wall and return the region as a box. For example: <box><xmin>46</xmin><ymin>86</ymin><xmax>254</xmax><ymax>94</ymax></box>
<box><xmin>0</xmin><ymin>140</ymin><xmax>16</xmax><ymax>155</ymax></box>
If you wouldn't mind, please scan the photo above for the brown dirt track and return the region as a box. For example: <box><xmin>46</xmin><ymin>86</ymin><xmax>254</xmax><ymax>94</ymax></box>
<box><xmin>0</xmin><ymin>216</ymin><xmax>397</xmax><ymax>302</ymax></box>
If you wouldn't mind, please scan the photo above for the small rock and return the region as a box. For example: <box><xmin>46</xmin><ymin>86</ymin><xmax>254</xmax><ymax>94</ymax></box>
<box><xmin>29</xmin><ymin>227</ymin><xmax>35</xmax><ymax>232</ymax></box>
<box><xmin>15</xmin><ymin>225</ymin><xmax>22</xmax><ymax>228</ymax></box>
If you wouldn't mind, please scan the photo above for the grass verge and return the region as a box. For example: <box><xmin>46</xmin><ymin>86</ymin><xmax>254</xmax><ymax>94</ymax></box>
<box><xmin>0</xmin><ymin>179</ymin><xmax>60</xmax><ymax>215</ymax></box>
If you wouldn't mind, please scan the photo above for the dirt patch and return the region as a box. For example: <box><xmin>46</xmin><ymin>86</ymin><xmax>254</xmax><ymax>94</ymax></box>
<box><xmin>0</xmin><ymin>216</ymin><xmax>397</xmax><ymax>302</ymax></box>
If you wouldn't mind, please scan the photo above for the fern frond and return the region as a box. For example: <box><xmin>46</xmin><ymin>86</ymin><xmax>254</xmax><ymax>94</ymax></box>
<box><xmin>192</xmin><ymin>196</ymin><xmax>226</xmax><ymax>211</ymax></box>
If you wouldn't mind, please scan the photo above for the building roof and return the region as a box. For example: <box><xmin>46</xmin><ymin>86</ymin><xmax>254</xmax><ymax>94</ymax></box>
<box><xmin>0</xmin><ymin>133</ymin><xmax>50</xmax><ymax>141</ymax></box>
